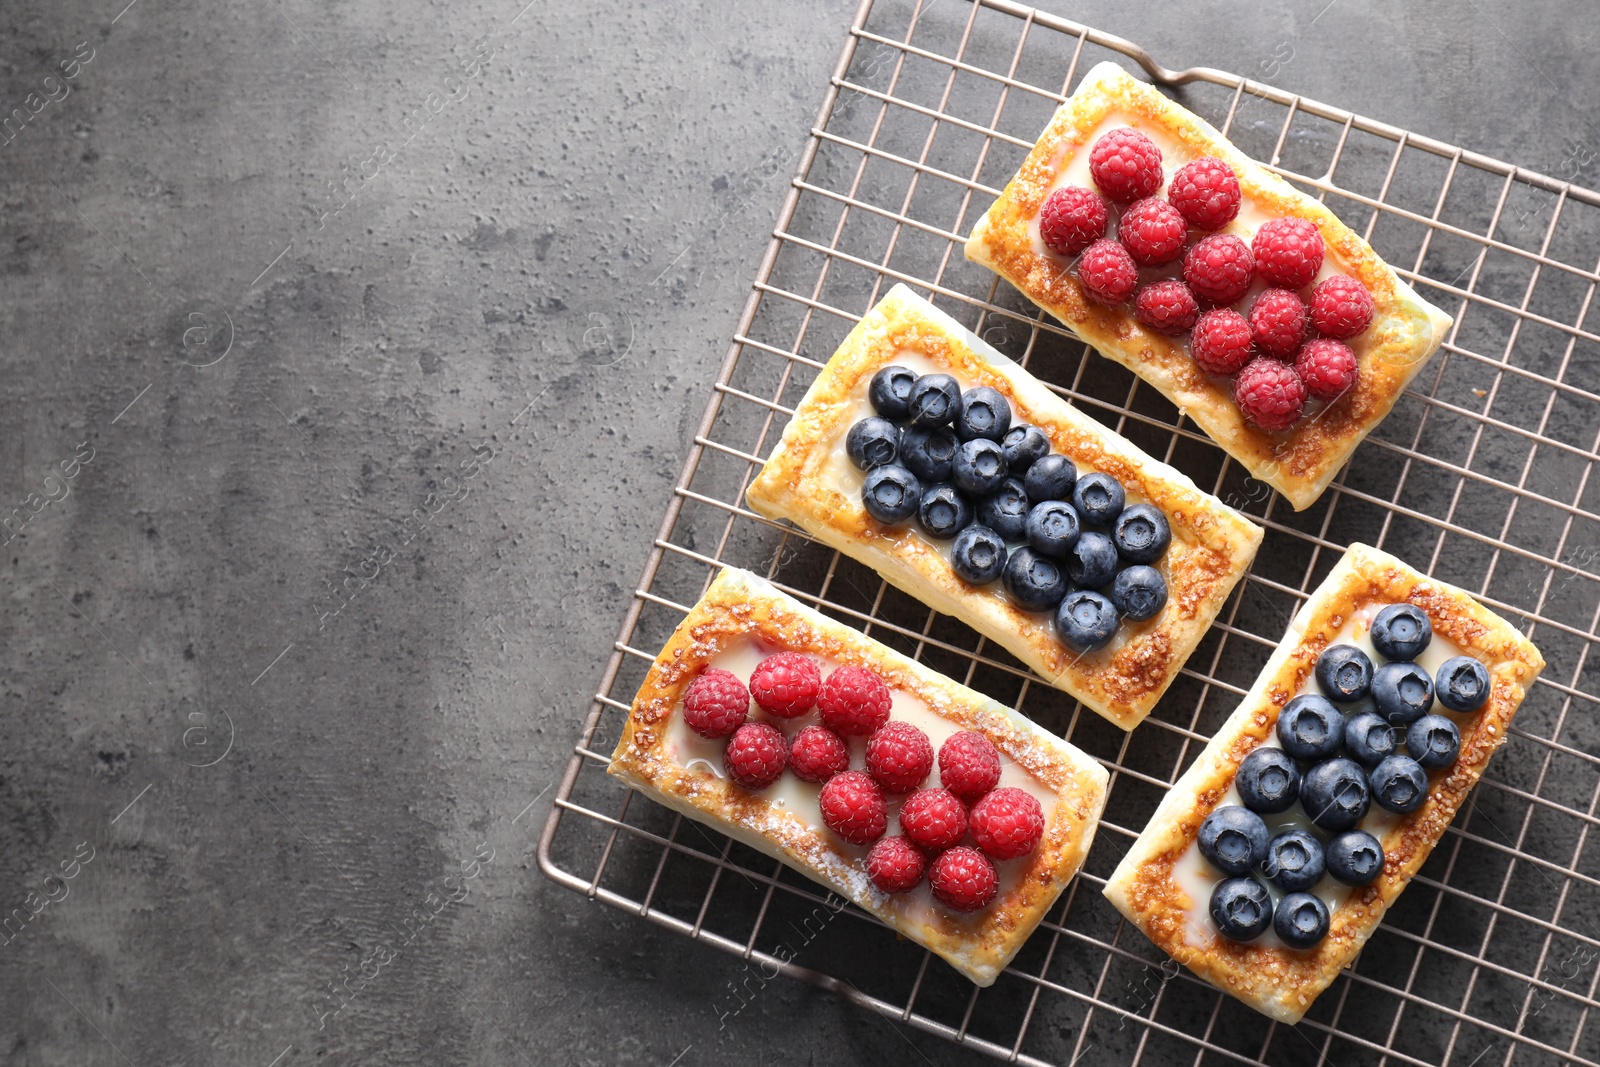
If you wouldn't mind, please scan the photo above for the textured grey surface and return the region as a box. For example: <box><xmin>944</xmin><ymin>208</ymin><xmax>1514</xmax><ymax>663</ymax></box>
<box><xmin>0</xmin><ymin>1</ymin><xmax>1595</xmax><ymax>1065</ymax></box>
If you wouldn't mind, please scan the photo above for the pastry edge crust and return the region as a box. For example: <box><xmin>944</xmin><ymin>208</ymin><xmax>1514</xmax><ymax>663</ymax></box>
<box><xmin>608</xmin><ymin>566</ymin><xmax>1111</xmax><ymax>987</ymax></box>
<box><xmin>965</xmin><ymin>62</ymin><xmax>1455</xmax><ymax>511</ymax></box>
<box><xmin>1102</xmin><ymin>542</ymin><xmax>1544</xmax><ymax>1023</ymax></box>
<box><xmin>745</xmin><ymin>283</ymin><xmax>1263</xmax><ymax>731</ymax></box>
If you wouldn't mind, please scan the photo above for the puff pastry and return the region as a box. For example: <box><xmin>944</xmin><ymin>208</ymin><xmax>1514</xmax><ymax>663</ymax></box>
<box><xmin>965</xmin><ymin>62</ymin><xmax>1454</xmax><ymax>511</ymax></box>
<box><xmin>746</xmin><ymin>284</ymin><xmax>1263</xmax><ymax>731</ymax></box>
<box><xmin>1103</xmin><ymin>542</ymin><xmax>1544</xmax><ymax>1023</ymax></box>
<box><xmin>609</xmin><ymin>566</ymin><xmax>1109</xmax><ymax>986</ymax></box>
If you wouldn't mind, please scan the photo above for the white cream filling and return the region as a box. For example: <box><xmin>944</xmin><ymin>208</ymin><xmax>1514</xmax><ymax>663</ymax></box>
<box><xmin>1171</xmin><ymin>606</ymin><xmax>1470</xmax><ymax>951</ymax></box>
<box><xmin>664</xmin><ymin>638</ymin><xmax>1060</xmax><ymax>927</ymax></box>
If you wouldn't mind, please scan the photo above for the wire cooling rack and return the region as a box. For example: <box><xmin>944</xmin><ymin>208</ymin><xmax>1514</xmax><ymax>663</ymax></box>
<box><xmin>539</xmin><ymin>1</ymin><xmax>1600</xmax><ymax>1062</ymax></box>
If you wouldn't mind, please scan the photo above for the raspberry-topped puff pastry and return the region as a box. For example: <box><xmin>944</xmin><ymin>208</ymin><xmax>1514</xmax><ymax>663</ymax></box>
<box><xmin>609</xmin><ymin>567</ymin><xmax>1108</xmax><ymax>986</ymax></box>
<box><xmin>966</xmin><ymin>62</ymin><xmax>1453</xmax><ymax>510</ymax></box>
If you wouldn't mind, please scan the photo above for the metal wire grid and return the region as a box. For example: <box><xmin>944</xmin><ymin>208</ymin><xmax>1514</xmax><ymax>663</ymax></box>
<box><xmin>538</xmin><ymin>1</ymin><xmax>1600</xmax><ymax>1063</ymax></box>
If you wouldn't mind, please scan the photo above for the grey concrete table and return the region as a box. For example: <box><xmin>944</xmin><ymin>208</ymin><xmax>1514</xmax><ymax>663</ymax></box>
<box><xmin>1</xmin><ymin>1</ymin><xmax>1594</xmax><ymax>1065</ymax></box>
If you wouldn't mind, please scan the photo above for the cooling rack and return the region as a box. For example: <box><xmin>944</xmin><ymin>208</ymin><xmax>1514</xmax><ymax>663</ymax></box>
<box><xmin>538</xmin><ymin>0</ymin><xmax>1600</xmax><ymax>1062</ymax></box>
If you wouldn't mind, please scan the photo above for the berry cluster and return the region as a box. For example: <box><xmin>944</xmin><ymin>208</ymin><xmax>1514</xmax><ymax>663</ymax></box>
<box><xmin>849</xmin><ymin>367</ymin><xmax>1172</xmax><ymax>653</ymax></box>
<box><xmin>1202</xmin><ymin>604</ymin><xmax>1490</xmax><ymax>949</ymax></box>
<box><xmin>1039</xmin><ymin>126</ymin><xmax>1377</xmax><ymax>433</ymax></box>
<box><xmin>682</xmin><ymin>654</ymin><xmax>1046</xmax><ymax>914</ymax></box>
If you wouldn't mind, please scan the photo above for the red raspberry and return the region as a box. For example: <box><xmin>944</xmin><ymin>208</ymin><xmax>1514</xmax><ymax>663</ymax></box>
<box><xmin>1134</xmin><ymin>280</ymin><xmax>1200</xmax><ymax>335</ymax></box>
<box><xmin>938</xmin><ymin>731</ymin><xmax>1001</xmax><ymax>802</ymax></box>
<box><xmin>1088</xmin><ymin>127</ymin><xmax>1164</xmax><ymax>204</ymax></box>
<box><xmin>1252</xmin><ymin>217</ymin><xmax>1324</xmax><ymax>290</ymax></box>
<box><xmin>969</xmin><ymin>787</ymin><xmax>1045</xmax><ymax>860</ymax></box>
<box><xmin>866</xmin><ymin>836</ymin><xmax>926</xmax><ymax>894</ymax></box>
<box><xmin>788</xmin><ymin>724</ymin><xmax>849</xmax><ymax>784</ymax></box>
<box><xmin>1166</xmin><ymin>156</ymin><xmax>1242</xmax><ymax>231</ymax></box>
<box><xmin>1189</xmin><ymin>308</ymin><xmax>1255</xmax><ymax>376</ymax></box>
<box><xmin>929</xmin><ymin>846</ymin><xmax>999</xmax><ymax>912</ymax></box>
<box><xmin>1309</xmin><ymin>275</ymin><xmax>1374</xmax><ymax>339</ymax></box>
<box><xmin>819</xmin><ymin>770</ymin><xmax>887</xmax><ymax>845</ymax></box>
<box><xmin>1234</xmin><ymin>357</ymin><xmax>1307</xmax><ymax>432</ymax></box>
<box><xmin>1039</xmin><ymin>186</ymin><xmax>1108</xmax><ymax>257</ymax></box>
<box><xmin>865</xmin><ymin>721</ymin><xmax>933</xmax><ymax>794</ymax></box>
<box><xmin>682</xmin><ymin>668</ymin><xmax>750</xmax><ymax>739</ymax></box>
<box><xmin>1117</xmin><ymin>197</ymin><xmax>1188</xmax><ymax>267</ymax></box>
<box><xmin>723</xmin><ymin>722</ymin><xmax>787</xmax><ymax>791</ymax></box>
<box><xmin>1296</xmin><ymin>338</ymin><xmax>1360</xmax><ymax>401</ymax></box>
<box><xmin>898</xmin><ymin>788</ymin><xmax>969</xmax><ymax>852</ymax></box>
<box><xmin>1076</xmin><ymin>239</ymin><xmax>1138</xmax><ymax>306</ymax></box>
<box><xmin>748</xmin><ymin>651</ymin><xmax>820</xmax><ymax>718</ymax></box>
<box><xmin>1247</xmin><ymin>288</ymin><xmax>1309</xmax><ymax>359</ymax></box>
<box><xmin>1182</xmin><ymin>234</ymin><xmax>1254</xmax><ymax>305</ymax></box>
<box><xmin>817</xmin><ymin>664</ymin><xmax>892</xmax><ymax>736</ymax></box>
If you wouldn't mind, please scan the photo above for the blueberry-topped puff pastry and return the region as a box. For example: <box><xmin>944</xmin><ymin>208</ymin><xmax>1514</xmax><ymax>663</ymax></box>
<box><xmin>1104</xmin><ymin>543</ymin><xmax>1543</xmax><ymax>1022</ymax></box>
<box><xmin>746</xmin><ymin>285</ymin><xmax>1262</xmax><ymax>731</ymax></box>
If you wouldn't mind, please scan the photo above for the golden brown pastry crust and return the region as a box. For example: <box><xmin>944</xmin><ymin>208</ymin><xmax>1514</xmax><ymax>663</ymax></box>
<box><xmin>1102</xmin><ymin>542</ymin><xmax>1544</xmax><ymax>1023</ymax></box>
<box><xmin>609</xmin><ymin>566</ymin><xmax>1110</xmax><ymax>987</ymax></box>
<box><xmin>965</xmin><ymin>62</ymin><xmax>1454</xmax><ymax>511</ymax></box>
<box><xmin>745</xmin><ymin>283</ymin><xmax>1262</xmax><ymax>731</ymax></box>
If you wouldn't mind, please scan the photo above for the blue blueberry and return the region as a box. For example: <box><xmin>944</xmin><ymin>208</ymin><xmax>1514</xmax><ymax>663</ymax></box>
<box><xmin>976</xmin><ymin>478</ymin><xmax>1030</xmax><ymax>541</ymax></box>
<box><xmin>1274</xmin><ymin>892</ymin><xmax>1330</xmax><ymax>950</ymax></box>
<box><xmin>1003</xmin><ymin>547</ymin><xmax>1068</xmax><ymax>612</ymax></box>
<box><xmin>1024</xmin><ymin>501</ymin><xmax>1080</xmax><ymax>558</ymax></box>
<box><xmin>1065</xmin><ymin>531</ymin><xmax>1119</xmax><ymax>589</ymax></box>
<box><xmin>1405</xmin><ymin>714</ymin><xmax>1461</xmax><ymax>770</ymax></box>
<box><xmin>1235</xmin><ymin>747</ymin><xmax>1300</xmax><ymax>815</ymax></box>
<box><xmin>951</xmin><ymin>439</ymin><xmax>1008</xmax><ymax>496</ymax></box>
<box><xmin>1071</xmin><ymin>472</ymin><xmax>1126</xmax><ymax>528</ymax></box>
<box><xmin>1370</xmin><ymin>603</ymin><xmax>1432</xmax><ymax>661</ymax></box>
<box><xmin>868</xmin><ymin>365</ymin><xmax>917</xmax><ymax>420</ymax></box>
<box><xmin>907</xmin><ymin>373</ymin><xmax>962</xmax><ymax>427</ymax></box>
<box><xmin>917</xmin><ymin>484</ymin><xmax>972</xmax><ymax>540</ymax></box>
<box><xmin>1055</xmin><ymin>590</ymin><xmax>1119</xmax><ymax>652</ymax></box>
<box><xmin>1315</xmin><ymin>643</ymin><xmax>1374</xmax><ymax>702</ymax></box>
<box><xmin>1263</xmin><ymin>830</ymin><xmax>1326</xmax><ymax>893</ymax></box>
<box><xmin>845</xmin><ymin>417</ymin><xmax>901</xmax><ymax>471</ymax></box>
<box><xmin>1436</xmin><ymin>655</ymin><xmax>1491</xmax><ymax>713</ymax></box>
<box><xmin>954</xmin><ymin>386</ymin><xmax>1012</xmax><ymax>442</ymax></box>
<box><xmin>1276</xmin><ymin>694</ymin><xmax>1345</xmax><ymax>762</ymax></box>
<box><xmin>1110</xmin><ymin>565</ymin><xmax>1167</xmax><ymax>621</ymax></box>
<box><xmin>1369</xmin><ymin>755</ymin><xmax>1428</xmax><ymax>814</ymax></box>
<box><xmin>1343</xmin><ymin>711</ymin><xmax>1398</xmax><ymax>768</ymax></box>
<box><xmin>860</xmin><ymin>464</ymin><xmax>921</xmax><ymax>525</ymax></box>
<box><xmin>1210</xmin><ymin>877</ymin><xmax>1273</xmax><ymax>942</ymax></box>
<box><xmin>1023</xmin><ymin>453</ymin><xmax>1077</xmax><ymax>502</ymax></box>
<box><xmin>1372</xmin><ymin>661</ymin><xmax>1434</xmax><ymax>726</ymax></box>
<box><xmin>1300</xmin><ymin>758</ymin><xmax>1370</xmax><ymax>831</ymax></box>
<box><xmin>1197</xmin><ymin>805</ymin><xmax>1270</xmax><ymax>875</ymax></box>
<box><xmin>1326</xmin><ymin>830</ymin><xmax>1384</xmax><ymax>886</ymax></box>
<box><xmin>898</xmin><ymin>426</ymin><xmax>959</xmax><ymax>483</ymax></box>
<box><xmin>1001</xmin><ymin>424</ymin><xmax>1051</xmax><ymax>473</ymax></box>
<box><xmin>1112</xmin><ymin>504</ymin><xmax>1170</xmax><ymax>564</ymax></box>
<box><xmin>951</xmin><ymin>525</ymin><xmax>1007</xmax><ymax>585</ymax></box>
